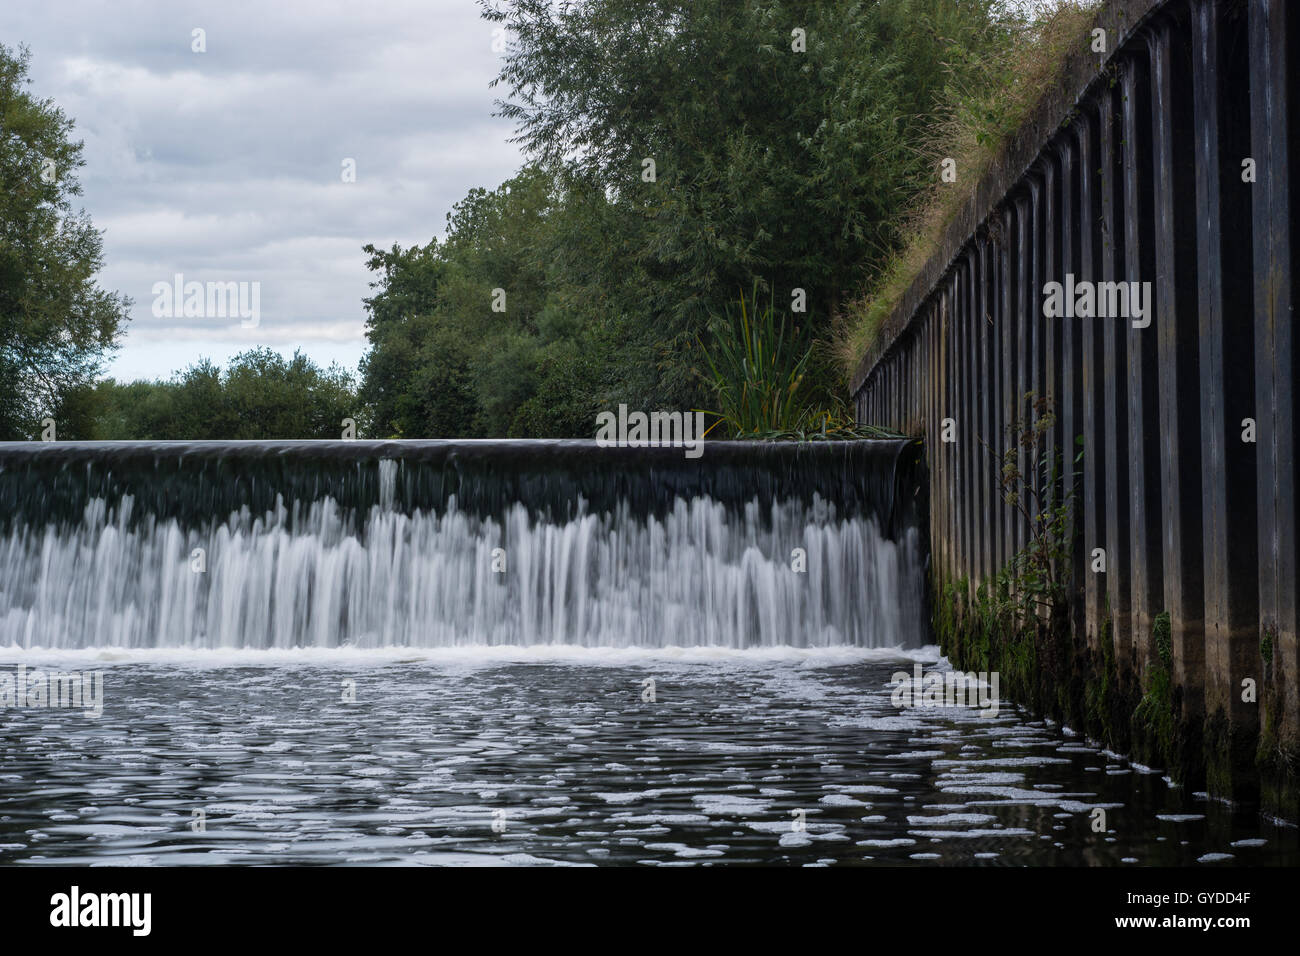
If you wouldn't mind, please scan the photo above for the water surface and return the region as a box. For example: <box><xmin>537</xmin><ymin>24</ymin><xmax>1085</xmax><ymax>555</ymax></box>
<box><xmin>2</xmin><ymin>647</ymin><xmax>1292</xmax><ymax>866</ymax></box>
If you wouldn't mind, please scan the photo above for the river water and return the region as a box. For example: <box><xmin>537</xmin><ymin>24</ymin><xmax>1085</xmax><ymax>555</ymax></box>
<box><xmin>1</xmin><ymin>647</ymin><xmax>1294</xmax><ymax>866</ymax></box>
<box><xmin>0</xmin><ymin>442</ymin><xmax>1292</xmax><ymax>866</ymax></box>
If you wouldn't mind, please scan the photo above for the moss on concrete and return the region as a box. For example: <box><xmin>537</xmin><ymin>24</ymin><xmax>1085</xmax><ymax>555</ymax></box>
<box><xmin>935</xmin><ymin>589</ymin><xmax>1222</xmax><ymax>803</ymax></box>
<box><xmin>1256</xmin><ymin>626</ymin><xmax>1300</xmax><ymax>820</ymax></box>
<box><xmin>932</xmin><ymin>565</ymin><xmax>1077</xmax><ymax>729</ymax></box>
<box><xmin>1131</xmin><ymin>611</ymin><xmax>1174</xmax><ymax>769</ymax></box>
<box><xmin>1083</xmin><ymin>619</ymin><xmax>1117</xmax><ymax>744</ymax></box>
<box><xmin>1204</xmin><ymin>709</ymin><xmax>1234</xmax><ymax>800</ymax></box>
<box><xmin>1171</xmin><ymin>683</ymin><xmax>1207</xmax><ymax>794</ymax></box>
<box><xmin>927</xmin><ymin>494</ymin><xmax>1291</xmax><ymax>820</ymax></box>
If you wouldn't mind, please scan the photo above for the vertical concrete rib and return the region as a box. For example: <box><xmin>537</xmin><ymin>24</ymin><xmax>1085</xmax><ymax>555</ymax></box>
<box><xmin>1078</xmin><ymin>106</ymin><xmax>1109</xmax><ymax>649</ymax></box>
<box><xmin>1249</xmin><ymin>0</ymin><xmax>1299</xmax><ymax>817</ymax></box>
<box><xmin>1193</xmin><ymin>0</ymin><xmax>1261</xmax><ymax>800</ymax></box>
<box><xmin>1026</xmin><ymin>177</ymin><xmax>1044</xmax><ymax>576</ymax></box>
<box><xmin>1100</xmin><ymin>79</ymin><xmax>1134</xmax><ymax>682</ymax></box>
<box><xmin>1150</xmin><ymin>11</ymin><xmax>1207</xmax><ymax>785</ymax></box>
<box><xmin>1001</xmin><ymin>204</ymin><xmax>1019</xmax><ymax>585</ymax></box>
<box><xmin>1122</xmin><ymin>36</ymin><xmax>1165</xmax><ymax>689</ymax></box>
<box><xmin>1058</xmin><ymin>134</ymin><xmax>1087</xmax><ymax>644</ymax></box>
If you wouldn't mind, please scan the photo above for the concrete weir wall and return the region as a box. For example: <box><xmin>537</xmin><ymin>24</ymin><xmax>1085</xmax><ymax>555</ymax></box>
<box><xmin>851</xmin><ymin>0</ymin><xmax>1298</xmax><ymax>820</ymax></box>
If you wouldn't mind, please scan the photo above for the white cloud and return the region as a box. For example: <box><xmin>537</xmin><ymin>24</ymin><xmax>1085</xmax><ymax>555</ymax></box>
<box><xmin>2</xmin><ymin>0</ymin><xmax>526</xmax><ymax>381</ymax></box>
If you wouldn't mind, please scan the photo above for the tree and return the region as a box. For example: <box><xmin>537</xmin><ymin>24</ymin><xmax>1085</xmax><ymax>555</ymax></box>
<box><xmin>0</xmin><ymin>44</ymin><xmax>130</xmax><ymax>439</ymax></box>
<box><xmin>89</xmin><ymin>349</ymin><xmax>361</xmax><ymax>440</ymax></box>
<box><xmin>358</xmin><ymin>2</ymin><xmax>1016</xmax><ymax>437</ymax></box>
<box><xmin>480</xmin><ymin>0</ymin><xmax>1005</xmax><ymax>328</ymax></box>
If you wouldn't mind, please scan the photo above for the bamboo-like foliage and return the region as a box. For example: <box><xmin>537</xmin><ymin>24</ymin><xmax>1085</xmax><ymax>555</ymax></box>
<box><xmin>698</xmin><ymin>284</ymin><xmax>903</xmax><ymax>440</ymax></box>
<box><xmin>698</xmin><ymin>284</ymin><xmax>818</xmax><ymax>436</ymax></box>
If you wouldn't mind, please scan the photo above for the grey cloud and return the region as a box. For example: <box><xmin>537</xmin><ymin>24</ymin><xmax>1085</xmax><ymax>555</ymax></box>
<box><xmin>2</xmin><ymin>0</ymin><xmax>524</xmax><ymax>379</ymax></box>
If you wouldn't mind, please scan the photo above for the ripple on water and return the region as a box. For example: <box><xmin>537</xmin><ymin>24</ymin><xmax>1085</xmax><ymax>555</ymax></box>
<box><xmin>0</xmin><ymin>656</ymin><xmax>1294</xmax><ymax>866</ymax></box>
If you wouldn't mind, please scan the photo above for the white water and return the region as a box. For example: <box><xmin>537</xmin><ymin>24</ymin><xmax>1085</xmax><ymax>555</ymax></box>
<box><xmin>0</xmin><ymin>491</ymin><xmax>924</xmax><ymax>650</ymax></box>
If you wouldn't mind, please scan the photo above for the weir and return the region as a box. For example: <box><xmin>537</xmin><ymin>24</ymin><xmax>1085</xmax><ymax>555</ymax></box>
<box><xmin>851</xmin><ymin>0</ymin><xmax>1299</xmax><ymax>819</ymax></box>
<box><xmin>0</xmin><ymin>440</ymin><xmax>927</xmax><ymax>651</ymax></box>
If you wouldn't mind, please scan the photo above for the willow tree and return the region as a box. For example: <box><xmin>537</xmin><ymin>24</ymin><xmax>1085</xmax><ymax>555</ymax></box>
<box><xmin>478</xmin><ymin>0</ymin><xmax>1011</xmax><ymax>396</ymax></box>
<box><xmin>0</xmin><ymin>44</ymin><xmax>130</xmax><ymax>439</ymax></box>
<box><xmin>361</xmin><ymin>2</ymin><xmax>1017</xmax><ymax>437</ymax></box>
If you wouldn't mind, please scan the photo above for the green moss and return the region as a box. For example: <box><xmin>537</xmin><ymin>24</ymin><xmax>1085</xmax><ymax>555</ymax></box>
<box><xmin>934</xmin><ymin>576</ymin><xmax>975</xmax><ymax>658</ymax></box>
<box><xmin>1153</xmin><ymin>611</ymin><xmax>1172</xmax><ymax>668</ymax></box>
<box><xmin>1256</xmin><ymin>626</ymin><xmax>1299</xmax><ymax>819</ymax></box>
<box><xmin>1132</xmin><ymin>612</ymin><xmax>1174</xmax><ymax>769</ymax></box>
<box><xmin>925</xmin><ymin>411</ymin><xmax>1176</xmax><ymax>776</ymax></box>
<box><xmin>1204</xmin><ymin>709</ymin><xmax>1233</xmax><ymax>798</ymax></box>
<box><xmin>933</xmin><ymin>556</ymin><xmax>1076</xmax><ymax>725</ymax></box>
<box><xmin>1083</xmin><ymin>619</ymin><xmax>1116</xmax><ymax>742</ymax></box>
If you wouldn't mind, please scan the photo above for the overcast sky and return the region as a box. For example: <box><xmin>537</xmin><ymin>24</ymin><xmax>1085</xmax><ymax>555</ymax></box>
<box><xmin>2</xmin><ymin>0</ymin><xmax>526</xmax><ymax>382</ymax></box>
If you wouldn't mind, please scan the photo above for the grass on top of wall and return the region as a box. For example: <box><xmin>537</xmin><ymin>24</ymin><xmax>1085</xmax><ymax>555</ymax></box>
<box><xmin>833</xmin><ymin>1</ymin><xmax>1103</xmax><ymax>380</ymax></box>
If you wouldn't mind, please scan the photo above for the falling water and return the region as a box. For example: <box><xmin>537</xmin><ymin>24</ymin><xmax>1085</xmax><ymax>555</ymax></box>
<box><xmin>4</xmin><ymin>440</ymin><xmax>1293</xmax><ymax>869</ymax></box>
<box><xmin>0</xmin><ymin>440</ymin><xmax>927</xmax><ymax>650</ymax></box>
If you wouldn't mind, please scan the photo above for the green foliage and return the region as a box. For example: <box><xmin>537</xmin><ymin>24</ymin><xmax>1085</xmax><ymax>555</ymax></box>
<box><xmin>89</xmin><ymin>349</ymin><xmax>360</xmax><ymax>440</ymax></box>
<box><xmin>358</xmin><ymin>1</ymin><xmax>1018</xmax><ymax>437</ymax></box>
<box><xmin>0</xmin><ymin>43</ymin><xmax>130</xmax><ymax>439</ymax></box>
<box><xmin>836</xmin><ymin>1</ymin><xmax>1103</xmax><ymax>374</ymax></box>
<box><xmin>1154</xmin><ymin>611</ymin><xmax>1173</xmax><ymax>669</ymax></box>
<box><xmin>697</xmin><ymin>285</ymin><xmax>818</xmax><ymax>436</ymax></box>
<box><xmin>697</xmin><ymin>284</ymin><xmax>909</xmax><ymax>440</ymax></box>
<box><xmin>509</xmin><ymin>341</ymin><xmax>605</xmax><ymax>436</ymax></box>
<box><xmin>360</xmin><ymin>167</ymin><xmax>637</xmax><ymax>438</ymax></box>
<box><xmin>6</xmin><ymin>5</ymin><xmax>1055</xmax><ymax>441</ymax></box>
<box><xmin>1085</xmin><ymin>619</ymin><xmax>1118</xmax><ymax>742</ymax></box>
<box><xmin>755</xmin><ymin>421</ymin><xmax>906</xmax><ymax>442</ymax></box>
<box><xmin>1133</xmin><ymin>611</ymin><xmax>1175</xmax><ymax>768</ymax></box>
<box><xmin>982</xmin><ymin>392</ymin><xmax>1076</xmax><ymax>616</ymax></box>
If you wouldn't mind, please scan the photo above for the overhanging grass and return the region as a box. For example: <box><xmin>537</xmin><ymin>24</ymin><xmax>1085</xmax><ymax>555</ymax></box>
<box><xmin>834</xmin><ymin>0</ymin><xmax>1103</xmax><ymax>380</ymax></box>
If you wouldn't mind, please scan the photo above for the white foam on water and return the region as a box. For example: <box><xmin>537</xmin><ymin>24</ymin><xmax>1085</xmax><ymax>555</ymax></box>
<box><xmin>819</xmin><ymin>794</ymin><xmax>868</xmax><ymax>806</ymax></box>
<box><xmin>906</xmin><ymin>813</ymin><xmax>995</xmax><ymax>826</ymax></box>
<box><xmin>933</xmin><ymin>756</ymin><xmax>1071</xmax><ymax>768</ymax></box>
<box><xmin>907</xmin><ymin>829</ymin><xmax>1034</xmax><ymax>839</ymax></box>
<box><xmin>0</xmin><ymin>642</ymin><xmax>938</xmax><ymax>669</ymax></box>
<box><xmin>644</xmin><ymin>843</ymin><xmax>724</xmax><ymax>858</ymax></box>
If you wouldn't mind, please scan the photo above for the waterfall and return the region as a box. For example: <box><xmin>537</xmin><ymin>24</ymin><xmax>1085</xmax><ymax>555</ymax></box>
<box><xmin>0</xmin><ymin>440</ymin><xmax>927</xmax><ymax>650</ymax></box>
